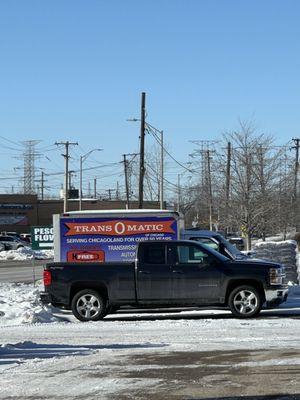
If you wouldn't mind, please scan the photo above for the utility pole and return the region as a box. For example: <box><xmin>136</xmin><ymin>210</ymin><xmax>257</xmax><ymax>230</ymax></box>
<box><xmin>292</xmin><ymin>138</ymin><xmax>300</xmax><ymax>231</ymax></box>
<box><xmin>190</xmin><ymin>140</ymin><xmax>216</xmax><ymax>226</ymax></box>
<box><xmin>123</xmin><ymin>153</ymin><xmax>138</xmax><ymax>210</ymax></box>
<box><xmin>245</xmin><ymin>150</ymin><xmax>252</xmax><ymax>251</ymax></box>
<box><xmin>198</xmin><ymin>147</ymin><xmax>214</xmax><ymax>230</ymax></box>
<box><xmin>106</xmin><ymin>189</ymin><xmax>114</xmax><ymax>200</ymax></box>
<box><xmin>123</xmin><ymin>154</ymin><xmax>130</xmax><ymax>209</ymax></box>
<box><xmin>160</xmin><ymin>130</ymin><xmax>164</xmax><ymax>209</ymax></box>
<box><xmin>68</xmin><ymin>170</ymin><xmax>75</xmax><ymax>190</ymax></box>
<box><xmin>206</xmin><ymin>150</ymin><xmax>213</xmax><ymax>231</ymax></box>
<box><xmin>116</xmin><ymin>181</ymin><xmax>120</xmax><ymax>200</ymax></box>
<box><xmin>138</xmin><ymin>92</ymin><xmax>146</xmax><ymax>209</ymax></box>
<box><xmin>41</xmin><ymin>171</ymin><xmax>44</xmax><ymax>200</ymax></box>
<box><xmin>79</xmin><ymin>148</ymin><xmax>102</xmax><ymax>211</ymax></box>
<box><xmin>94</xmin><ymin>178</ymin><xmax>97</xmax><ymax>199</ymax></box>
<box><xmin>259</xmin><ymin>145</ymin><xmax>267</xmax><ymax>241</ymax></box>
<box><xmin>225</xmin><ymin>142</ymin><xmax>231</xmax><ymax>218</ymax></box>
<box><xmin>35</xmin><ymin>171</ymin><xmax>46</xmax><ymax>200</ymax></box>
<box><xmin>292</xmin><ymin>138</ymin><xmax>300</xmax><ymax>201</ymax></box>
<box><xmin>177</xmin><ymin>174</ymin><xmax>181</xmax><ymax>212</ymax></box>
<box><xmin>55</xmin><ymin>141</ymin><xmax>78</xmax><ymax>213</ymax></box>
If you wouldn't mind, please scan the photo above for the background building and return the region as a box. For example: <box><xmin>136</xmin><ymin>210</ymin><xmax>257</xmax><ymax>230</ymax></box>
<box><xmin>0</xmin><ymin>194</ymin><xmax>162</xmax><ymax>233</ymax></box>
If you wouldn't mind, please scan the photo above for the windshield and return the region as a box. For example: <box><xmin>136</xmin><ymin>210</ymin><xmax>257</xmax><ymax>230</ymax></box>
<box><xmin>189</xmin><ymin>241</ymin><xmax>230</xmax><ymax>262</ymax></box>
<box><xmin>218</xmin><ymin>235</ymin><xmax>244</xmax><ymax>258</ymax></box>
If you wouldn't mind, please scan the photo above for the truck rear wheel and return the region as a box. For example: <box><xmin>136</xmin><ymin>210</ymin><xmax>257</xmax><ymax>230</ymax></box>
<box><xmin>228</xmin><ymin>285</ymin><xmax>262</xmax><ymax>318</ymax></box>
<box><xmin>71</xmin><ymin>289</ymin><xmax>107</xmax><ymax>322</ymax></box>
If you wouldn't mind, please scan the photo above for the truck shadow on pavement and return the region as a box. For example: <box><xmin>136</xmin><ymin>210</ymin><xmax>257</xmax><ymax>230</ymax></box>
<box><xmin>0</xmin><ymin>341</ymin><xmax>167</xmax><ymax>367</ymax></box>
<box><xmin>104</xmin><ymin>306</ymin><xmax>300</xmax><ymax>322</ymax></box>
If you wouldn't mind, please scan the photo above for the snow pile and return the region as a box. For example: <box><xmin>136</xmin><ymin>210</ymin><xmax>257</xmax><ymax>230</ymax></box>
<box><xmin>0</xmin><ymin>282</ymin><xmax>61</xmax><ymax>325</ymax></box>
<box><xmin>32</xmin><ymin>249</ymin><xmax>54</xmax><ymax>260</ymax></box>
<box><xmin>253</xmin><ymin>240</ymin><xmax>298</xmax><ymax>283</ymax></box>
<box><xmin>0</xmin><ymin>247</ymin><xmax>53</xmax><ymax>261</ymax></box>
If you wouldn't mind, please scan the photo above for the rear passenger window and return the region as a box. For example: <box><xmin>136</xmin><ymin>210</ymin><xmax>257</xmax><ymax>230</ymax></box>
<box><xmin>143</xmin><ymin>244</ymin><xmax>165</xmax><ymax>264</ymax></box>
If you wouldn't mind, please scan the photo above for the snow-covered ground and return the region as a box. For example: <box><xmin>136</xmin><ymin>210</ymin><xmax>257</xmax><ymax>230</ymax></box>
<box><xmin>0</xmin><ymin>282</ymin><xmax>300</xmax><ymax>399</ymax></box>
<box><xmin>0</xmin><ymin>247</ymin><xmax>53</xmax><ymax>261</ymax></box>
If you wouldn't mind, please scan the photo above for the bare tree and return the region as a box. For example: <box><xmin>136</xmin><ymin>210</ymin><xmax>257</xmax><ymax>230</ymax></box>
<box><xmin>218</xmin><ymin>120</ymin><xmax>289</xmax><ymax>249</ymax></box>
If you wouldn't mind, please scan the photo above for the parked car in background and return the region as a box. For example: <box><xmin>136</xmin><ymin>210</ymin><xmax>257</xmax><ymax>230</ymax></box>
<box><xmin>1</xmin><ymin>231</ymin><xmax>22</xmax><ymax>240</ymax></box>
<box><xmin>227</xmin><ymin>237</ymin><xmax>245</xmax><ymax>251</ymax></box>
<box><xmin>20</xmin><ymin>233</ymin><xmax>31</xmax><ymax>243</ymax></box>
<box><xmin>182</xmin><ymin>229</ymin><xmax>248</xmax><ymax>260</ymax></box>
<box><xmin>0</xmin><ymin>235</ymin><xmax>29</xmax><ymax>250</ymax></box>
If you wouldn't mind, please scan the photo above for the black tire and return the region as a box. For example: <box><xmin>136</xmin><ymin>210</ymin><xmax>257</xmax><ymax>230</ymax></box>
<box><xmin>228</xmin><ymin>285</ymin><xmax>262</xmax><ymax>318</ymax></box>
<box><xmin>71</xmin><ymin>289</ymin><xmax>107</xmax><ymax>322</ymax></box>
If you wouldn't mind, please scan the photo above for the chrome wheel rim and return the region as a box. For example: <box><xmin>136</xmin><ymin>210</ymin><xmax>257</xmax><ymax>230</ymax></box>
<box><xmin>233</xmin><ymin>290</ymin><xmax>258</xmax><ymax>315</ymax></box>
<box><xmin>76</xmin><ymin>294</ymin><xmax>101</xmax><ymax>319</ymax></box>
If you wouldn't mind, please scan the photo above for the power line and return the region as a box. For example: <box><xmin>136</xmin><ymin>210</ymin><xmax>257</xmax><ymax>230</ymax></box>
<box><xmin>147</xmin><ymin>127</ymin><xmax>195</xmax><ymax>173</ymax></box>
<box><xmin>0</xmin><ymin>135</ymin><xmax>23</xmax><ymax>148</ymax></box>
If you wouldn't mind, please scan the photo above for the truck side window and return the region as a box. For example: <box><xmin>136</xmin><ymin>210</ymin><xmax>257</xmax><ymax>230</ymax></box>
<box><xmin>143</xmin><ymin>244</ymin><xmax>166</xmax><ymax>265</ymax></box>
<box><xmin>176</xmin><ymin>245</ymin><xmax>214</xmax><ymax>266</ymax></box>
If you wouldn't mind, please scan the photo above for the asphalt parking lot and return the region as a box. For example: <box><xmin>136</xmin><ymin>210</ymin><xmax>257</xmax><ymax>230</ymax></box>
<box><xmin>108</xmin><ymin>349</ymin><xmax>300</xmax><ymax>400</ymax></box>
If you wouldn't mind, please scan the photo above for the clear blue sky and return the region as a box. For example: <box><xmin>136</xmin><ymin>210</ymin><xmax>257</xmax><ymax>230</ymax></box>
<box><xmin>0</xmin><ymin>0</ymin><xmax>299</xmax><ymax>196</ymax></box>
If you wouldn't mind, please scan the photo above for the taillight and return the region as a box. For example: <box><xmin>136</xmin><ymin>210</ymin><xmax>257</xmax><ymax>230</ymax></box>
<box><xmin>43</xmin><ymin>270</ymin><xmax>52</xmax><ymax>286</ymax></box>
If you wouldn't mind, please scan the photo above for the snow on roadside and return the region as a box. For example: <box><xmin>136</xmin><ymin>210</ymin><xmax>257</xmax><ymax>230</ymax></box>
<box><xmin>254</xmin><ymin>239</ymin><xmax>297</xmax><ymax>247</ymax></box>
<box><xmin>0</xmin><ymin>282</ymin><xmax>62</xmax><ymax>325</ymax></box>
<box><xmin>0</xmin><ymin>247</ymin><xmax>53</xmax><ymax>261</ymax></box>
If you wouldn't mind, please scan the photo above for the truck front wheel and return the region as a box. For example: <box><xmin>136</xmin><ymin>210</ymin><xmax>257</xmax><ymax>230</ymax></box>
<box><xmin>228</xmin><ymin>285</ymin><xmax>262</xmax><ymax>318</ymax></box>
<box><xmin>71</xmin><ymin>289</ymin><xmax>107</xmax><ymax>322</ymax></box>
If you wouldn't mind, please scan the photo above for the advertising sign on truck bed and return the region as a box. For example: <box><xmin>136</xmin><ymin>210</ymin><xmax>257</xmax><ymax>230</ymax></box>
<box><xmin>53</xmin><ymin>210</ymin><xmax>181</xmax><ymax>263</ymax></box>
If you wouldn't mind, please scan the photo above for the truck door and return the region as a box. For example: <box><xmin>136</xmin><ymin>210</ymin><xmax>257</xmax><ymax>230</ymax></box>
<box><xmin>168</xmin><ymin>243</ymin><xmax>224</xmax><ymax>303</ymax></box>
<box><xmin>136</xmin><ymin>242</ymin><xmax>173</xmax><ymax>303</ymax></box>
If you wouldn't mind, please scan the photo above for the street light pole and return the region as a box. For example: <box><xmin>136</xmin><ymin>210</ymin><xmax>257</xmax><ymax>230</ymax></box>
<box><xmin>79</xmin><ymin>149</ymin><xmax>102</xmax><ymax>211</ymax></box>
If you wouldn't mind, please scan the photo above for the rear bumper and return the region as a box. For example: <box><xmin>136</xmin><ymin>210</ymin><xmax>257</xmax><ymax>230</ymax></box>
<box><xmin>265</xmin><ymin>286</ymin><xmax>288</xmax><ymax>308</ymax></box>
<box><xmin>40</xmin><ymin>292</ymin><xmax>52</xmax><ymax>304</ymax></box>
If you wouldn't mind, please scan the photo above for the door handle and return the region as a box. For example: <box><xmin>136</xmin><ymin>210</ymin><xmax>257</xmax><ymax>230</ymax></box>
<box><xmin>139</xmin><ymin>270</ymin><xmax>151</xmax><ymax>275</ymax></box>
<box><xmin>172</xmin><ymin>270</ymin><xmax>183</xmax><ymax>274</ymax></box>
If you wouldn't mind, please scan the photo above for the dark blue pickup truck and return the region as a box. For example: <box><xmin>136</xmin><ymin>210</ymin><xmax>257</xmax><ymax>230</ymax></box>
<box><xmin>41</xmin><ymin>240</ymin><xmax>288</xmax><ymax>321</ymax></box>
